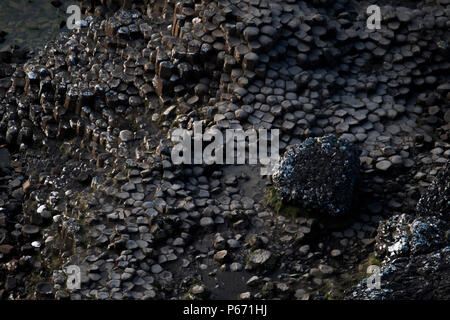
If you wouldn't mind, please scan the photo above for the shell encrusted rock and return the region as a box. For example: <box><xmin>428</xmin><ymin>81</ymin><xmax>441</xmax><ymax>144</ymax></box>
<box><xmin>273</xmin><ymin>135</ymin><xmax>361</xmax><ymax>216</ymax></box>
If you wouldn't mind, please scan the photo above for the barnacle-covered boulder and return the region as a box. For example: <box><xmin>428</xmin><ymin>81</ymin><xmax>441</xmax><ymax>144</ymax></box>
<box><xmin>375</xmin><ymin>214</ymin><xmax>447</xmax><ymax>259</ymax></box>
<box><xmin>272</xmin><ymin>135</ymin><xmax>361</xmax><ymax>216</ymax></box>
<box><xmin>350</xmin><ymin>165</ymin><xmax>450</xmax><ymax>300</ymax></box>
<box><xmin>350</xmin><ymin>213</ymin><xmax>449</xmax><ymax>300</ymax></box>
<box><xmin>416</xmin><ymin>163</ymin><xmax>449</xmax><ymax>221</ymax></box>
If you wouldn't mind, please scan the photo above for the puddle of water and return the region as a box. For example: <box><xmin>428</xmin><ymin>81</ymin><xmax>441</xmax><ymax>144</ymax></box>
<box><xmin>201</xmin><ymin>267</ymin><xmax>252</xmax><ymax>300</ymax></box>
<box><xmin>222</xmin><ymin>164</ymin><xmax>268</xmax><ymax>200</ymax></box>
<box><xmin>0</xmin><ymin>0</ymin><xmax>74</xmax><ymax>52</ymax></box>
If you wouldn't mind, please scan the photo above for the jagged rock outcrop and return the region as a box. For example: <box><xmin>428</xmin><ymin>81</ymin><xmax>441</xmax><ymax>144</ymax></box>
<box><xmin>350</xmin><ymin>165</ymin><xmax>450</xmax><ymax>300</ymax></box>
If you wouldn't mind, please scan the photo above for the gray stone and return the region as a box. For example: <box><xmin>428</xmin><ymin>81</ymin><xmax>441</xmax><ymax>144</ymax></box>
<box><xmin>119</xmin><ymin>130</ymin><xmax>133</xmax><ymax>142</ymax></box>
<box><xmin>245</xmin><ymin>249</ymin><xmax>277</xmax><ymax>271</ymax></box>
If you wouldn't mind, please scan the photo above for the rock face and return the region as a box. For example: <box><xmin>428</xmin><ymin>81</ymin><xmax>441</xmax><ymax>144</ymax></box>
<box><xmin>350</xmin><ymin>165</ymin><xmax>450</xmax><ymax>300</ymax></box>
<box><xmin>0</xmin><ymin>147</ymin><xmax>9</xmax><ymax>172</ymax></box>
<box><xmin>416</xmin><ymin>163</ymin><xmax>449</xmax><ymax>221</ymax></box>
<box><xmin>375</xmin><ymin>214</ymin><xmax>447</xmax><ymax>259</ymax></box>
<box><xmin>0</xmin><ymin>0</ymin><xmax>449</xmax><ymax>301</ymax></box>
<box><xmin>273</xmin><ymin>135</ymin><xmax>361</xmax><ymax>216</ymax></box>
<box><xmin>0</xmin><ymin>30</ymin><xmax>6</xmax><ymax>44</ymax></box>
<box><xmin>350</xmin><ymin>213</ymin><xmax>449</xmax><ymax>300</ymax></box>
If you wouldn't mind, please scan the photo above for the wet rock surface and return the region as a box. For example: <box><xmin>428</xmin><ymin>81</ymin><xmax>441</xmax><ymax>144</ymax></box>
<box><xmin>416</xmin><ymin>163</ymin><xmax>449</xmax><ymax>221</ymax></box>
<box><xmin>0</xmin><ymin>0</ymin><xmax>74</xmax><ymax>52</ymax></box>
<box><xmin>350</xmin><ymin>166</ymin><xmax>450</xmax><ymax>299</ymax></box>
<box><xmin>0</xmin><ymin>0</ymin><xmax>448</xmax><ymax>300</ymax></box>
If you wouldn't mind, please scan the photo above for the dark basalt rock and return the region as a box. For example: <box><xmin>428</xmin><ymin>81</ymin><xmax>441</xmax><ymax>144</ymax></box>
<box><xmin>273</xmin><ymin>135</ymin><xmax>361</xmax><ymax>216</ymax></box>
<box><xmin>350</xmin><ymin>213</ymin><xmax>449</xmax><ymax>300</ymax></box>
<box><xmin>375</xmin><ymin>214</ymin><xmax>447</xmax><ymax>260</ymax></box>
<box><xmin>351</xmin><ymin>165</ymin><xmax>450</xmax><ymax>300</ymax></box>
<box><xmin>350</xmin><ymin>245</ymin><xmax>450</xmax><ymax>300</ymax></box>
<box><xmin>0</xmin><ymin>147</ymin><xmax>10</xmax><ymax>171</ymax></box>
<box><xmin>0</xmin><ymin>0</ymin><xmax>449</xmax><ymax>301</ymax></box>
<box><xmin>0</xmin><ymin>30</ymin><xmax>7</xmax><ymax>44</ymax></box>
<box><xmin>416</xmin><ymin>163</ymin><xmax>449</xmax><ymax>221</ymax></box>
